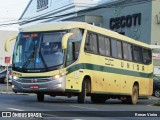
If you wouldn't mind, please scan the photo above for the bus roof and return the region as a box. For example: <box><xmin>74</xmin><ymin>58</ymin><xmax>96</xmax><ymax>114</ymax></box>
<box><xmin>20</xmin><ymin>21</ymin><xmax>150</xmax><ymax>48</ymax></box>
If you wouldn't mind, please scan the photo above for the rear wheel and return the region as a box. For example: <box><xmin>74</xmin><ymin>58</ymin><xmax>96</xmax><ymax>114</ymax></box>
<box><xmin>127</xmin><ymin>85</ymin><xmax>139</xmax><ymax>105</ymax></box>
<box><xmin>37</xmin><ymin>93</ymin><xmax>44</xmax><ymax>102</ymax></box>
<box><xmin>91</xmin><ymin>94</ymin><xmax>107</xmax><ymax>103</ymax></box>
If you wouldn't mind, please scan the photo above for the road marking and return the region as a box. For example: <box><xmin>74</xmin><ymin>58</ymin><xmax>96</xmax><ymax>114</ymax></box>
<box><xmin>70</xmin><ymin>105</ymin><xmax>98</xmax><ymax>110</ymax></box>
<box><xmin>7</xmin><ymin>108</ymin><xmax>24</xmax><ymax>111</ymax></box>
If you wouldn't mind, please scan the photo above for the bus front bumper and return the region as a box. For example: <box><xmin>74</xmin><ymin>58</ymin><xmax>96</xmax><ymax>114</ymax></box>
<box><xmin>12</xmin><ymin>77</ymin><xmax>66</xmax><ymax>93</ymax></box>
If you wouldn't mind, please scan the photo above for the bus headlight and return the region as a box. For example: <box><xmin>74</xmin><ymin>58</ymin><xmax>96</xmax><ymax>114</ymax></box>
<box><xmin>54</xmin><ymin>75</ymin><xmax>61</xmax><ymax>79</ymax></box>
<box><xmin>13</xmin><ymin>75</ymin><xmax>19</xmax><ymax>80</ymax></box>
<box><xmin>52</xmin><ymin>73</ymin><xmax>66</xmax><ymax>80</ymax></box>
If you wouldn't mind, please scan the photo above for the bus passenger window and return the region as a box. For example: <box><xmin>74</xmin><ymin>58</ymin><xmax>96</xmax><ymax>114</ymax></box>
<box><xmin>92</xmin><ymin>34</ymin><xmax>98</xmax><ymax>54</ymax></box>
<box><xmin>98</xmin><ymin>35</ymin><xmax>106</xmax><ymax>56</ymax></box>
<box><xmin>133</xmin><ymin>46</ymin><xmax>142</xmax><ymax>63</ymax></box>
<box><xmin>123</xmin><ymin>42</ymin><xmax>133</xmax><ymax>61</ymax></box>
<box><xmin>117</xmin><ymin>41</ymin><xmax>122</xmax><ymax>59</ymax></box>
<box><xmin>98</xmin><ymin>35</ymin><xmax>111</xmax><ymax>56</ymax></box>
<box><xmin>85</xmin><ymin>34</ymin><xmax>92</xmax><ymax>52</ymax></box>
<box><xmin>105</xmin><ymin>38</ymin><xmax>110</xmax><ymax>56</ymax></box>
<box><xmin>143</xmin><ymin>49</ymin><xmax>151</xmax><ymax>64</ymax></box>
<box><xmin>111</xmin><ymin>39</ymin><xmax>118</xmax><ymax>58</ymax></box>
<box><xmin>85</xmin><ymin>33</ymin><xmax>98</xmax><ymax>54</ymax></box>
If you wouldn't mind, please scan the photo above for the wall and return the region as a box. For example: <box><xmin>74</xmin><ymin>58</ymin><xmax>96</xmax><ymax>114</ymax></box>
<box><xmin>0</xmin><ymin>30</ymin><xmax>18</xmax><ymax>66</ymax></box>
<box><xmin>72</xmin><ymin>0</ymin><xmax>152</xmax><ymax>44</ymax></box>
<box><xmin>151</xmin><ymin>0</ymin><xmax>160</xmax><ymax>45</ymax></box>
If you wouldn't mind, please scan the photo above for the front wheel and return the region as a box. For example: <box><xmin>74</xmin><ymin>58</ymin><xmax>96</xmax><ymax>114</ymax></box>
<box><xmin>78</xmin><ymin>80</ymin><xmax>87</xmax><ymax>103</ymax></box>
<box><xmin>154</xmin><ymin>89</ymin><xmax>160</xmax><ymax>98</ymax></box>
<box><xmin>37</xmin><ymin>93</ymin><xmax>44</xmax><ymax>102</ymax></box>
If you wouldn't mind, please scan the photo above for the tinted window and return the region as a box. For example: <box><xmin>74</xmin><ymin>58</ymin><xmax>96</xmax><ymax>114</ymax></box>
<box><xmin>123</xmin><ymin>42</ymin><xmax>133</xmax><ymax>61</ymax></box>
<box><xmin>111</xmin><ymin>39</ymin><xmax>118</xmax><ymax>58</ymax></box>
<box><xmin>105</xmin><ymin>38</ymin><xmax>111</xmax><ymax>56</ymax></box>
<box><xmin>117</xmin><ymin>41</ymin><xmax>122</xmax><ymax>59</ymax></box>
<box><xmin>98</xmin><ymin>35</ymin><xmax>105</xmax><ymax>55</ymax></box>
<box><xmin>111</xmin><ymin>39</ymin><xmax>122</xmax><ymax>59</ymax></box>
<box><xmin>133</xmin><ymin>46</ymin><xmax>142</xmax><ymax>62</ymax></box>
<box><xmin>85</xmin><ymin>33</ymin><xmax>98</xmax><ymax>54</ymax></box>
<box><xmin>143</xmin><ymin>48</ymin><xmax>151</xmax><ymax>64</ymax></box>
<box><xmin>98</xmin><ymin>36</ymin><xmax>110</xmax><ymax>56</ymax></box>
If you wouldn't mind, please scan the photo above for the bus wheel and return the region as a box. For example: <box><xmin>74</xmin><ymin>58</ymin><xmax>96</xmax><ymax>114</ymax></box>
<box><xmin>154</xmin><ymin>89</ymin><xmax>160</xmax><ymax>98</ymax></box>
<box><xmin>91</xmin><ymin>95</ymin><xmax>107</xmax><ymax>103</ymax></box>
<box><xmin>127</xmin><ymin>85</ymin><xmax>139</xmax><ymax>105</ymax></box>
<box><xmin>78</xmin><ymin>80</ymin><xmax>87</xmax><ymax>103</ymax></box>
<box><xmin>37</xmin><ymin>93</ymin><xmax>44</xmax><ymax>102</ymax></box>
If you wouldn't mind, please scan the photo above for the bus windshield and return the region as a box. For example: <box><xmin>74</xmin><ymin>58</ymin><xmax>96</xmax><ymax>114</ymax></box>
<box><xmin>13</xmin><ymin>31</ymin><xmax>66</xmax><ymax>72</ymax></box>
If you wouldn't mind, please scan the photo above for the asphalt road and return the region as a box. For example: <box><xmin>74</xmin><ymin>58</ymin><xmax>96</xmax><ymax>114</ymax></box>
<box><xmin>0</xmin><ymin>93</ymin><xmax>160</xmax><ymax>120</ymax></box>
<box><xmin>0</xmin><ymin>83</ymin><xmax>160</xmax><ymax>119</ymax></box>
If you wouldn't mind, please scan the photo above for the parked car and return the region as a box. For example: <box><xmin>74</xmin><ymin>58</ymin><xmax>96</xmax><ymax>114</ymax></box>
<box><xmin>153</xmin><ymin>76</ymin><xmax>160</xmax><ymax>98</ymax></box>
<box><xmin>0</xmin><ymin>68</ymin><xmax>12</xmax><ymax>84</ymax></box>
<box><xmin>0</xmin><ymin>69</ymin><xmax>7</xmax><ymax>83</ymax></box>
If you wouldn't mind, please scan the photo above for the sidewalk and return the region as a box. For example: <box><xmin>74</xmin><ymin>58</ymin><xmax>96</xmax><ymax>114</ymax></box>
<box><xmin>0</xmin><ymin>83</ymin><xmax>13</xmax><ymax>93</ymax></box>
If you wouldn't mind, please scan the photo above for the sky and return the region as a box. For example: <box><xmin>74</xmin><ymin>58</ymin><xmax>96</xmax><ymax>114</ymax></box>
<box><xmin>0</xmin><ymin>0</ymin><xmax>30</xmax><ymax>31</ymax></box>
<box><xmin>0</xmin><ymin>0</ymin><xmax>113</xmax><ymax>31</ymax></box>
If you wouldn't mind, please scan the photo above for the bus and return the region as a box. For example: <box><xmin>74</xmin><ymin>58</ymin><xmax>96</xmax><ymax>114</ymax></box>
<box><xmin>5</xmin><ymin>21</ymin><xmax>153</xmax><ymax>104</ymax></box>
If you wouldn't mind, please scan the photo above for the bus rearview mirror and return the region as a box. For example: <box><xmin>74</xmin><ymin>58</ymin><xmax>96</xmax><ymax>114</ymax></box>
<box><xmin>5</xmin><ymin>36</ymin><xmax>17</xmax><ymax>52</ymax></box>
<box><xmin>62</xmin><ymin>33</ymin><xmax>73</xmax><ymax>49</ymax></box>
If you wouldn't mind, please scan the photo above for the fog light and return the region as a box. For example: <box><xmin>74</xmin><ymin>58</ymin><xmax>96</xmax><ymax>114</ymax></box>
<box><xmin>58</xmin><ymin>83</ymin><xmax>62</xmax><ymax>87</ymax></box>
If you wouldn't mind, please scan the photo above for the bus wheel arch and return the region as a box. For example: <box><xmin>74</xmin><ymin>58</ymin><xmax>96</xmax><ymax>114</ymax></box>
<box><xmin>77</xmin><ymin>76</ymin><xmax>91</xmax><ymax>103</ymax></box>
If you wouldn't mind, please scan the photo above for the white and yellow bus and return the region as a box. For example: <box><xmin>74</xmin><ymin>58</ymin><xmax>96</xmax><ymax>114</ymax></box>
<box><xmin>5</xmin><ymin>22</ymin><xmax>153</xmax><ymax>104</ymax></box>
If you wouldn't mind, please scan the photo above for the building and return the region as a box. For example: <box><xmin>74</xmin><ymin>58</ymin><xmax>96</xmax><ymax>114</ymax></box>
<box><xmin>0</xmin><ymin>30</ymin><xmax>17</xmax><ymax>67</ymax></box>
<box><xmin>19</xmin><ymin>0</ymin><xmax>160</xmax><ymax>75</ymax></box>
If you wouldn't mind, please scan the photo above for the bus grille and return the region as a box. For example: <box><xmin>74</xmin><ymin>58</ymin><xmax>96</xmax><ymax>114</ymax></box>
<box><xmin>17</xmin><ymin>78</ymin><xmax>51</xmax><ymax>83</ymax></box>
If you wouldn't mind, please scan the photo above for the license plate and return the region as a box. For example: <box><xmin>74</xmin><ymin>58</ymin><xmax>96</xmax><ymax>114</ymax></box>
<box><xmin>30</xmin><ymin>85</ymin><xmax>39</xmax><ymax>89</ymax></box>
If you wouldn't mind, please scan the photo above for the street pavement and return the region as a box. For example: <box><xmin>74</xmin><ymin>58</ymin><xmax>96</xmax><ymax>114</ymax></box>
<box><xmin>0</xmin><ymin>83</ymin><xmax>160</xmax><ymax>120</ymax></box>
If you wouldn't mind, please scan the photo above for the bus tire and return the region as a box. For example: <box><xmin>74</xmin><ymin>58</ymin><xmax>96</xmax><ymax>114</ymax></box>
<box><xmin>78</xmin><ymin>80</ymin><xmax>87</xmax><ymax>103</ymax></box>
<box><xmin>154</xmin><ymin>89</ymin><xmax>160</xmax><ymax>98</ymax></box>
<box><xmin>91</xmin><ymin>95</ymin><xmax>107</xmax><ymax>103</ymax></box>
<box><xmin>127</xmin><ymin>85</ymin><xmax>139</xmax><ymax>105</ymax></box>
<box><xmin>37</xmin><ymin>93</ymin><xmax>44</xmax><ymax>102</ymax></box>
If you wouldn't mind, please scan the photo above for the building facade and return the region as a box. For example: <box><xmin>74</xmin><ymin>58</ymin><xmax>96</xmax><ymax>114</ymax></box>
<box><xmin>19</xmin><ymin>0</ymin><xmax>160</xmax><ymax>75</ymax></box>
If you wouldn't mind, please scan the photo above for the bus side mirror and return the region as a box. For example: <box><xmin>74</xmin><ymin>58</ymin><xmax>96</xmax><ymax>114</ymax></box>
<box><xmin>62</xmin><ymin>33</ymin><xmax>73</xmax><ymax>49</ymax></box>
<box><xmin>5</xmin><ymin>36</ymin><xmax>17</xmax><ymax>52</ymax></box>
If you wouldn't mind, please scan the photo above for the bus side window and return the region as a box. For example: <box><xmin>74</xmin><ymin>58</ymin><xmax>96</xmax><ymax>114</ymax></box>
<box><xmin>111</xmin><ymin>39</ymin><xmax>118</xmax><ymax>58</ymax></box>
<box><xmin>85</xmin><ymin>32</ymin><xmax>98</xmax><ymax>54</ymax></box>
<box><xmin>117</xmin><ymin>41</ymin><xmax>122</xmax><ymax>59</ymax></box>
<box><xmin>105</xmin><ymin>37</ymin><xmax>111</xmax><ymax>56</ymax></box>
<box><xmin>133</xmin><ymin>46</ymin><xmax>143</xmax><ymax>63</ymax></box>
<box><xmin>85</xmin><ymin>34</ymin><xmax>92</xmax><ymax>52</ymax></box>
<box><xmin>122</xmin><ymin>42</ymin><xmax>133</xmax><ymax>61</ymax></box>
<box><xmin>98</xmin><ymin>35</ymin><xmax>111</xmax><ymax>56</ymax></box>
<box><xmin>66</xmin><ymin>29</ymin><xmax>83</xmax><ymax>66</ymax></box>
<box><xmin>143</xmin><ymin>48</ymin><xmax>151</xmax><ymax>64</ymax></box>
<box><xmin>98</xmin><ymin>35</ymin><xmax>106</xmax><ymax>56</ymax></box>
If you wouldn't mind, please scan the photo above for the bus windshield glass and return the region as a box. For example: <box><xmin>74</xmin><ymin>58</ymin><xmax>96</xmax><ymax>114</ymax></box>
<box><xmin>13</xmin><ymin>31</ymin><xmax>66</xmax><ymax>72</ymax></box>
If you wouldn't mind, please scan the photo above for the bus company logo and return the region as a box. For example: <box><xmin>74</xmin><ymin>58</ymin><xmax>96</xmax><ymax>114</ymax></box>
<box><xmin>2</xmin><ymin>112</ymin><xmax>11</xmax><ymax>117</ymax></box>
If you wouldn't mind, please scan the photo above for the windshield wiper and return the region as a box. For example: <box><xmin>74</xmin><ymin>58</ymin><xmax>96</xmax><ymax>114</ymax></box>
<box><xmin>22</xmin><ymin>51</ymin><xmax>36</xmax><ymax>69</ymax></box>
